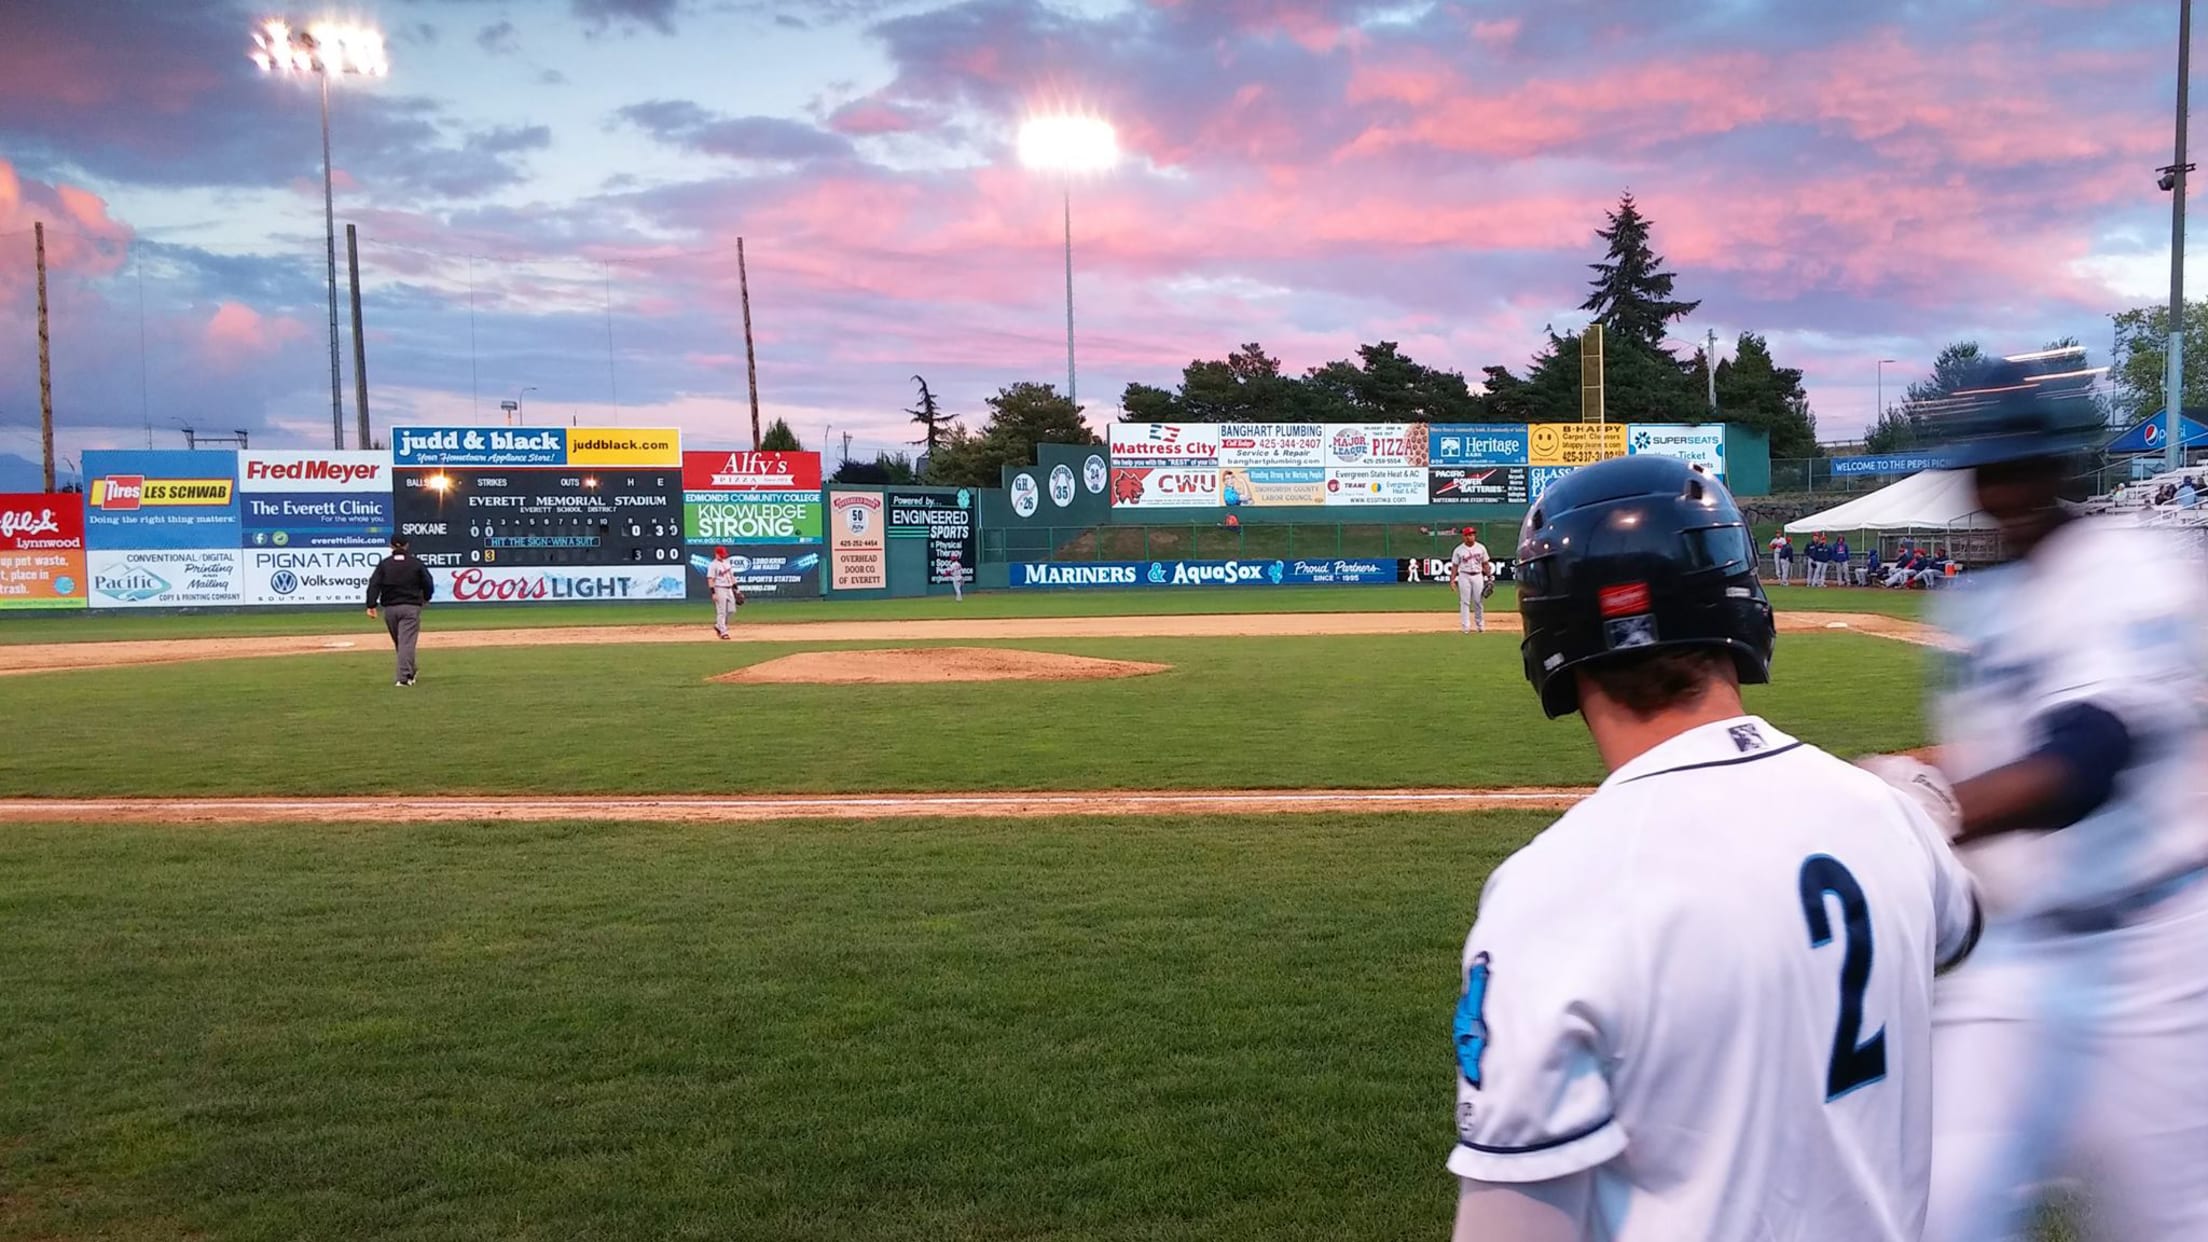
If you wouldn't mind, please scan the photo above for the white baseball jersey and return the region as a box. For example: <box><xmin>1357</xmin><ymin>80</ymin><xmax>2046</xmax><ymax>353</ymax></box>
<box><xmin>1451</xmin><ymin>541</ymin><xmax>1490</xmax><ymax>582</ymax></box>
<box><xmin>1931</xmin><ymin>515</ymin><xmax>2208</xmax><ymax>921</ymax></box>
<box><xmin>708</xmin><ymin>558</ymin><xmax>738</xmax><ymax>593</ymax></box>
<box><xmin>1450</xmin><ymin>716</ymin><xmax>1980</xmax><ymax>1242</ymax></box>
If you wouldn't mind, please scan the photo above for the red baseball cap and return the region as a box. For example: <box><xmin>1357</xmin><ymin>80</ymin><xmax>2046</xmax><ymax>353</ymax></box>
<box><xmin>715</xmin><ymin>546</ymin><xmax>728</xmax><ymax>557</ymax></box>
<box><xmin>1461</xmin><ymin>526</ymin><xmax>1477</xmax><ymax>535</ymax></box>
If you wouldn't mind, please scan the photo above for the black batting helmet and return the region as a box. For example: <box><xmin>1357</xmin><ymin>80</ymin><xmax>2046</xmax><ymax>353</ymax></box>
<box><xmin>1516</xmin><ymin>455</ymin><xmax>1774</xmax><ymax>719</ymax></box>
<box><xmin>1921</xmin><ymin>355</ymin><xmax>2105</xmax><ymax>470</ymax></box>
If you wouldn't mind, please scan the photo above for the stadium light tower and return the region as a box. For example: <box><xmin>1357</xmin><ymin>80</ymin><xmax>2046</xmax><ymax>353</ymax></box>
<box><xmin>251</xmin><ymin>17</ymin><xmax>389</xmax><ymax>450</ymax></box>
<box><xmin>1018</xmin><ymin>114</ymin><xmax>1118</xmax><ymax>413</ymax></box>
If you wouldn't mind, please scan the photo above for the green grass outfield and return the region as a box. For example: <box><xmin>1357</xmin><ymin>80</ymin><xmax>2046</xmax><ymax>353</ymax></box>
<box><xmin>0</xmin><ymin>812</ymin><xmax>1519</xmax><ymax>1241</ymax></box>
<box><xmin>0</xmin><ymin>815</ymin><xmax>2079</xmax><ymax>1242</ymax></box>
<box><xmin>0</xmin><ymin>633</ymin><xmax>1928</xmax><ymax>798</ymax></box>
<box><xmin>0</xmin><ymin>583</ymin><xmax>1928</xmax><ymax>645</ymax></box>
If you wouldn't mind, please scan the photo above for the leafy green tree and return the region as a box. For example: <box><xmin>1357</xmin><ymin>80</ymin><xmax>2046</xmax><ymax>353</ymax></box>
<box><xmin>1714</xmin><ymin>333</ymin><xmax>1819</xmax><ymax>459</ymax></box>
<box><xmin>924</xmin><ymin>383</ymin><xmax>1097</xmax><ymax>487</ymax></box>
<box><xmin>1497</xmin><ymin>329</ymin><xmax>1703</xmax><ymax>424</ymax></box>
<box><xmin>1118</xmin><ymin>381</ymin><xmax>1183</xmax><ymax>422</ymax></box>
<box><xmin>831</xmin><ymin>451</ymin><xmax>917</xmax><ymax>486</ymax></box>
<box><xmin>1863</xmin><ymin>342</ymin><xmax>1982</xmax><ymax>454</ymax></box>
<box><xmin>1581</xmin><ymin>192</ymin><xmax>1700</xmax><ymax>351</ymax></box>
<box><xmin>760</xmin><ymin>418</ymin><xmax>804</xmax><ymax>451</ymax></box>
<box><xmin>2109</xmin><ymin>303</ymin><xmax>2208</xmax><ymax>423</ymax></box>
<box><xmin>1301</xmin><ymin>341</ymin><xmax>1482</xmax><ymax>421</ymax></box>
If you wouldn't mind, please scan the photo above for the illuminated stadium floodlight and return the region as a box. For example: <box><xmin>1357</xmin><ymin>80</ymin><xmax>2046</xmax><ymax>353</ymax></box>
<box><xmin>1018</xmin><ymin>114</ymin><xmax>1119</xmax><ymax>412</ymax></box>
<box><xmin>251</xmin><ymin>18</ymin><xmax>389</xmax><ymax>451</ymax></box>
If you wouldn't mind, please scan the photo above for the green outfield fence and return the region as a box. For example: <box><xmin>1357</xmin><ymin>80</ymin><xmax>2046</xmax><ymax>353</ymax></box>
<box><xmin>981</xmin><ymin>523</ymin><xmax>1494</xmax><ymax>564</ymax></box>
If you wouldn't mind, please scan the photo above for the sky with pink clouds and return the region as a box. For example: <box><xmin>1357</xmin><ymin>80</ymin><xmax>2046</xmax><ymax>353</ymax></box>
<box><xmin>0</xmin><ymin>0</ymin><xmax>2188</xmax><ymax>484</ymax></box>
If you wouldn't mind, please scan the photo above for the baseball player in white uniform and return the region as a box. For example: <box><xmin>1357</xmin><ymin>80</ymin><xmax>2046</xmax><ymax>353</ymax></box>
<box><xmin>1448</xmin><ymin>526</ymin><xmax>1492</xmax><ymax>633</ymax></box>
<box><xmin>707</xmin><ymin>546</ymin><xmax>742</xmax><ymax>639</ymax></box>
<box><xmin>1860</xmin><ymin>359</ymin><xmax>2208</xmax><ymax>1241</ymax></box>
<box><xmin>1454</xmin><ymin>455</ymin><xmax>1981</xmax><ymax>1242</ymax></box>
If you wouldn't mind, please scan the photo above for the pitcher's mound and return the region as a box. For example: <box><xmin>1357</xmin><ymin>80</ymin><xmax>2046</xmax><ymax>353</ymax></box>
<box><xmin>712</xmin><ymin>646</ymin><xmax>1172</xmax><ymax>685</ymax></box>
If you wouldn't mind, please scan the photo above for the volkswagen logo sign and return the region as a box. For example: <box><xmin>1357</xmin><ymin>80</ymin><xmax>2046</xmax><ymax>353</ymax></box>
<box><xmin>271</xmin><ymin>570</ymin><xmax>300</xmax><ymax>596</ymax></box>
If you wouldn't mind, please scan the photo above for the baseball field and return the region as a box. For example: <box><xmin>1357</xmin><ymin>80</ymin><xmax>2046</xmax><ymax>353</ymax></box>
<box><xmin>0</xmin><ymin>584</ymin><xmax>1977</xmax><ymax>1240</ymax></box>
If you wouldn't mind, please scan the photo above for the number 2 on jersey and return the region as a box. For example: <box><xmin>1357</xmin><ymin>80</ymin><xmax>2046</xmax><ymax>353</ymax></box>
<box><xmin>1798</xmin><ymin>855</ymin><xmax>1886</xmax><ymax>1100</ymax></box>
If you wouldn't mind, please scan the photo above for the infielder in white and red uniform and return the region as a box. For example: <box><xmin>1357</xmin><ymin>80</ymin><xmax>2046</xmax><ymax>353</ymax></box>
<box><xmin>1448</xmin><ymin>526</ymin><xmax>1491</xmax><ymax>634</ymax></box>
<box><xmin>707</xmin><ymin>546</ymin><xmax>743</xmax><ymax>639</ymax></box>
<box><xmin>1859</xmin><ymin>358</ymin><xmax>2208</xmax><ymax>1242</ymax></box>
<box><xmin>1455</xmin><ymin>456</ymin><xmax>1980</xmax><ymax>1242</ymax></box>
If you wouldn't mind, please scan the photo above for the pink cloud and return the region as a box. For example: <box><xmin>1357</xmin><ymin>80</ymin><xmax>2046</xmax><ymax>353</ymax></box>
<box><xmin>202</xmin><ymin>302</ymin><xmax>309</xmax><ymax>365</ymax></box>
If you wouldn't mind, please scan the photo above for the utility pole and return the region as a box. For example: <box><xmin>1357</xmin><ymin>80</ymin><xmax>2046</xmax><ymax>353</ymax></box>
<box><xmin>347</xmin><ymin>223</ymin><xmax>371</xmax><ymax>450</ymax></box>
<box><xmin>319</xmin><ymin>71</ymin><xmax>344</xmax><ymax>449</ymax></box>
<box><xmin>2168</xmin><ymin>0</ymin><xmax>2194</xmax><ymax>471</ymax></box>
<box><xmin>738</xmin><ymin>237</ymin><xmax>763</xmax><ymax>451</ymax></box>
<box><xmin>840</xmin><ymin>430</ymin><xmax>853</xmax><ymax>467</ymax></box>
<box><xmin>34</xmin><ymin>222</ymin><xmax>54</xmax><ymax>492</ymax></box>
<box><xmin>1705</xmin><ymin>328</ymin><xmax>1719</xmax><ymax>412</ymax></box>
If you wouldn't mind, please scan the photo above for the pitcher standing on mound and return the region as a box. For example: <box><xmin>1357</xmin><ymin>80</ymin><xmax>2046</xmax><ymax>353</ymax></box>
<box><xmin>1449</xmin><ymin>526</ymin><xmax>1492</xmax><ymax>634</ymax></box>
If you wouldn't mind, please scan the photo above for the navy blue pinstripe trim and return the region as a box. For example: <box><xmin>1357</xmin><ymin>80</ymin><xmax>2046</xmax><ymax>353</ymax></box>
<box><xmin>1621</xmin><ymin>740</ymin><xmax>1805</xmax><ymax>784</ymax></box>
<box><xmin>1454</xmin><ymin>1113</ymin><xmax>1617</xmax><ymax>1156</ymax></box>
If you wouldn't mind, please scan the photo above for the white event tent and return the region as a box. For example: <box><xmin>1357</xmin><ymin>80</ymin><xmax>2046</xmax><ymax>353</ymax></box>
<box><xmin>1784</xmin><ymin>470</ymin><xmax>1994</xmax><ymax>535</ymax></box>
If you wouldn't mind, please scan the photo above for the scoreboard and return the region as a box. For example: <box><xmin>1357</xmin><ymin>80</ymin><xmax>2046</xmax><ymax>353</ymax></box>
<box><xmin>394</xmin><ymin>467</ymin><xmax>684</xmax><ymax>569</ymax></box>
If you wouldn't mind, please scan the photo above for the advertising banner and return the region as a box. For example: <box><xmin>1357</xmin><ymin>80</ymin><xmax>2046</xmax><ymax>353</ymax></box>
<box><xmin>1109</xmin><ymin>465</ymin><xmax>1219</xmax><ymax>508</ymax></box>
<box><xmin>1429</xmin><ymin>466</ymin><xmax>1530</xmax><ymax>505</ymax></box>
<box><xmin>567</xmin><ymin>427</ymin><xmax>681</xmax><ymax>468</ymax></box>
<box><xmin>1109</xmin><ymin>422</ymin><xmax>1221</xmax><ymax>466</ymax></box>
<box><xmin>684</xmin><ymin>495</ymin><xmax>822</xmax><ymax>545</ymax></box>
<box><xmin>392</xmin><ymin>426</ymin><xmax>567</xmax><ymax>468</ymax></box>
<box><xmin>1323</xmin><ymin>423</ymin><xmax>1426</xmax><ymax>468</ymax></box>
<box><xmin>1218</xmin><ymin>423</ymin><xmax>1325</xmax><ymax>467</ymax></box>
<box><xmin>1428</xmin><ymin>424</ymin><xmax>1532</xmax><ymax>468</ymax></box>
<box><xmin>87</xmin><ymin>548</ymin><xmax>242</xmax><ymax>608</ymax></box>
<box><xmin>431</xmin><ymin>564</ymin><xmax>688</xmax><ymax>604</ymax></box>
<box><xmin>1527</xmin><ymin>466</ymin><xmax>1575</xmax><ymax>503</ymax></box>
<box><xmin>1830</xmin><ymin>452</ymin><xmax>1952</xmax><ymax>477</ymax></box>
<box><xmin>1010</xmin><ymin>559</ymin><xmax>1287</xmax><ymax>589</ymax></box>
<box><xmin>239</xmin><ymin>449</ymin><xmax>394</xmax><ymax>548</ymax></box>
<box><xmin>685</xmin><ymin>544</ymin><xmax>822</xmax><ymax>598</ymax></box>
<box><xmin>1626</xmin><ymin>424</ymin><xmax>1726</xmax><ymax>477</ymax></box>
<box><xmin>242</xmin><ymin>546</ymin><xmax>385</xmax><ymax>606</ymax></box>
<box><xmin>682</xmin><ymin>450</ymin><xmax>823</xmax><ymax>493</ymax></box>
<box><xmin>0</xmin><ymin>493</ymin><xmax>87</xmax><ymax>609</ymax></box>
<box><xmin>1323</xmin><ymin>466</ymin><xmax>1427</xmax><ymax>506</ymax></box>
<box><xmin>1220</xmin><ymin>465</ymin><xmax>1325</xmax><ymax>507</ymax></box>
<box><xmin>1278</xmin><ymin>557</ymin><xmax>1400</xmax><ymax>585</ymax></box>
<box><xmin>887</xmin><ymin>490</ymin><xmax>977</xmax><ymax>585</ymax></box>
<box><xmin>1528</xmin><ymin>422</ymin><xmax>1627</xmax><ymax>466</ymax></box>
<box><xmin>83</xmin><ymin>450</ymin><xmax>241</xmax><ymax>550</ymax></box>
<box><xmin>828</xmin><ymin>491</ymin><xmax>886</xmax><ymax>590</ymax></box>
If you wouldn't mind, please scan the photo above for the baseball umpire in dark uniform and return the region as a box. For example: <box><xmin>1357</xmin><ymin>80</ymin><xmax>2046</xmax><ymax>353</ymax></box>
<box><xmin>364</xmin><ymin>535</ymin><xmax>435</xmax><ymax>686</ymax></box>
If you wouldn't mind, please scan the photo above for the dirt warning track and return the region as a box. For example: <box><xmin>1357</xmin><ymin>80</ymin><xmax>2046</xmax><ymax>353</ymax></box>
<box><xmin>0</xmin><ymin>789</ymin><xmax>1595</xmax><ymax>825</ymax></box>
<box><xmin>0</xmin><ymin>610</ymin><xmax>1946</xmax><ymax>676</ymax></box>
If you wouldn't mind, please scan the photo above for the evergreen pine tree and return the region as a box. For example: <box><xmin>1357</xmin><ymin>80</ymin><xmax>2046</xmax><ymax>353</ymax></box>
<box><xmin>1580</xmin><ymin>192</ymin><xmax>1700</xmax><ymax>351</ymax></box>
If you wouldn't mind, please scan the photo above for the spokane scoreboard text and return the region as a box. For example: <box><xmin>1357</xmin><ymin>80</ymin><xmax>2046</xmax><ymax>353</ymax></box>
<box><xmin>394</xmin><ymin>468</ymin><xmax>683</xmax><ymax>569</ymax></box>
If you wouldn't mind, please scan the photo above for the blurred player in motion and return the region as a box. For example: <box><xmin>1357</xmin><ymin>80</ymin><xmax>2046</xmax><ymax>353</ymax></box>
<box><xmin>1863</xmin><ymin>356</ymin><xmax>2208</xmax><ymax>1241</ymax></box>
<box><xmin>1448</xmin><ymin>526</ymin><xmax>1491</xmax><ymax>633</ymax></box>
<box><xmin>1449</xmin><ymin>455</ymin><xmax>1980</xmax><ymax>1242</ymax></box>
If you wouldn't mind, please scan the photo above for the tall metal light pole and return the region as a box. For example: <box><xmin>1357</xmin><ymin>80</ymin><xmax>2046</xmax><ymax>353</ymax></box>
<box><xmin>251</xmin><ymin>18</ymin><xmax>388</xmax><ymax>450</ymax></box>
<box><xmin>517</xmin><ymin>385</ymin><xmax>538</xmax><ymax>426</ymax></box>
<box><xmin>2164</xmin><ymin>0</ymin><xmax>2195</xmax><ymax>471</ymax></box>
<box><xmin>1018</xmin><ymin>115</ymin><xmax>1118</xmax><ymax>412</ymax></box>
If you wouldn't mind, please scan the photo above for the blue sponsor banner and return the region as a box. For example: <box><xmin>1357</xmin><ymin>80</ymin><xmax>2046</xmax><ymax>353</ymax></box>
<box><xmin>1011</xmin><ymin>559</ymin><xmax>1290</xmax><ymax>589</ymax></box>
<box><xmin>82</xmin><ymin>450</ymin><xmax>241</xmax><ymax>550</ymax></box>
<box><xmin>1280</xmin><ymin>557</ymin><xmax>1398</xmax><ymax>585</ymax></box>
<box><xmin>1429</xmin><ymin>424</ymin><xmax>1531</xmax><ymax>468</ymax></box>
<box><xmin>392</xmin><ymin>425</ymin><xmax>567</xmax><ymax>467</ymax></box>
<box><xmin>241</xmin><ymin>492</ymin><xmax>393</xmax><ymax>547</ymax></box>
<box><xmin>1830</xmin><ymin>452</ymin><xmax>1952</xmax><ymax>477</ymax></box>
